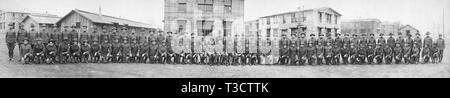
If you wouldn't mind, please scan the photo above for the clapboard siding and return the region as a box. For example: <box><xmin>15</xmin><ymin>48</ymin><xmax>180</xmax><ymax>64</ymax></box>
<box><xmin>59</xmin><ymin>12</ymin><xmax>94</xmax><ymax>32</ymax></box>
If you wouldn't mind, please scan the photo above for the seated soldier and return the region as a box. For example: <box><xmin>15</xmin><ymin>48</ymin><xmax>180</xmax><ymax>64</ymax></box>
<box><xmin>307</xmin><ymin>42</ymin><xmax>317</xmax><ymax>65</ymax></box>
<box><xmin>80</xmin><ymin>40</ymin><xmax>91</xmax><ymax>63</ymax></box>
<box><xmin>130</xmin><ymin>39</ymin><xmax>140</xmax><ymax>63</ymax></box>
<box><xmin>431</xmin><ymin>42</ymin><xmax>439</xmax><ymax>64</ymax></box>
<box><xmin>394</xmin><ymin>43</ymin><xmax>403</xmax><ymax>64</ymax></box>
<box><xmin>21</xmin><ymin>39</ymin><xmax>33</xmax><ymax>64</ymax></box>
<box><xmin>139</xmin><ymin>40</ymin><xmax>150</xmax><ymax>63</ymax></box>
<box><xmin>33</xmin><ymin>38</ymin><xmax>46</xmax><ymax>64</ymax></box>
<box><xmin>349</xmin><ymin>43</ymin><xmax>358</xmax><ymax>65</ymax></box>
<box><xmin>122</xmin><ymin>39</ymin><xmax>132</xmax><ymax>63</ymax></box>
<box><xmin>384</xmin><ymin>44</ymin><xmax>393</xmax><ymax>64</ymax></box>
<box><xmin>91</xmin><ymin>40</ymin><xmax>101</xmax><ymax>63</ymax></box>
<box><xmin>70</xmin><ymin>39</ymin><xmax>81</xmax><ymax>63</ymax></box>
<box><xmin>45</xmin><ymin>40</ymin><xmax>58</xmax><ymax>64</ymax></box>
<box><xmin>374</xmin><ymin>44</ymin><xmax>384</xmax><ymax>64</ymax></box>
<box><xmin>111</xmin><ymin>39</ymin><xmax>122</xmax><ymax>63</ymax></box>
<box><xmin>367</xmin><ymin>44</ymin><xmax>376</xmax><ymax>64</ymax></box>
<box><xmin>403</xmin><ymin>43</ymin><xmax>412</xmax><ymax>64</ymax></box>
<box><xmin>411</xmin><ymin>43</ymin><xmax>420</xmax><ymax>64</ymax></box>
<box><xmin>101</xmin><ymin>40</ymin><xmax>112</xmax><ymax>63</ymax></box>
<box><xmin>325</xmin><ymin>42</ymin><xmax>333</xmax><ymax>65</ymax></box>
<box><xmin>59</xmin><ymin>38</ymin><xmax>70</xmax><ymax>64</ymax></box>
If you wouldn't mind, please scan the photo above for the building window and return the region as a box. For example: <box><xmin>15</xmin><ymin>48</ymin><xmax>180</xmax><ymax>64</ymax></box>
<box><xmin>178</xmin><ymin>3</ymin><xmax>187</xmax><ymax>12</ymax></box>
<box><xmin>224</xmin><ymin>21</ymin><xmax>232</xmax><ymax>36</ymax></box>
<box><xmin>197</xmin><ymin>20</ymin><xmax>214</xmax><ymax>36</ymax></box>
<box><xmin>177</xmin><ymin>20</ymin><xmax>187</xmax><ymax>34</ymax></box>
<box><xmin>319</xmin><ymin>12</ymin><xmax>322</xmax><ymax>23</ymax></box>
<box><xmin>75</xmin><ymin>22</ymin><xmax>81</xmax><ymax>28</ymax></box>
<box><xmin>224</xmin><ymin>0</ymin><xmax>232</xmax><ymax>14</ymax></box>
<box><xmin>335</xmin><ymin>15</ymin><xmax>338</xmax><ymax>24</ymax></box>
<box><xmin>266</xmin><ymin>29</ymin><xmax>271</xmax><ymax>37</ymax></box>
<box><xmin>291</xmin><ymin>13</ymin><xmax>297</xmax><ymax>23</ymax></box>
<box><xmin>273</xmin><ymin>16</ymin><xmax>278</xmax><ymax>24</ymax></box>
<box><xmin>12</xmin><ymin>13</ymin><xmax>15</xmax><ymax>20</ymax></box>
<box><xmin>267</xmin><ymin>18</ymin><xmax>271</xmax><ymax>25</ymax></box>
<box><xmin>198</xmin><ymin>0</ymin><xmax>214</xmax><ymax>13</ymax></box>
<box><xmin>282</xmin><ymin>16</ymin><xmax>286</xmax><ymax>24</ymax></box>
<box><xmin>318</xmin><ymin>27</ymin><xmax>322</xmax><ymax>34</ymax></box>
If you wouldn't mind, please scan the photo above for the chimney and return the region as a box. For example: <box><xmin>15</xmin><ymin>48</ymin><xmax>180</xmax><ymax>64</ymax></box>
<box><xmin>98</xmin><ymin>6</ymin><xmax>102</xmax><ymax>17</ymax></box>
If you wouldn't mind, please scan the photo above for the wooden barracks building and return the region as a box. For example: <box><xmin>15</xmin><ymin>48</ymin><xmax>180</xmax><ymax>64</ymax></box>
<box><xmin>56</xmin><ymin>9</ymin><xmax>153</xmax><ymax>34</ymax></box>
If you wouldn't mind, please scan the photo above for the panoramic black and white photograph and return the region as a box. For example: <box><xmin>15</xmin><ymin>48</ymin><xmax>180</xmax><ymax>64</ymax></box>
<box><xmin>0</xmin><ymin>0</ymin><xmax>449</xmax><ymax>78</ymax></box>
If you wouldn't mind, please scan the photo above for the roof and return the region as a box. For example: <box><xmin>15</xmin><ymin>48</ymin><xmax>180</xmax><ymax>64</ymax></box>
<box><xmin>342</xmin><ymin>19</ymin><xmax>382</xmax><ymax>23</ymax></box>
<box><xmin>400</xmin><ymin>25</ymin><xmax>419</xmax><ymax>32</ymax></box>
<box><xmin>22</xmin><ymin>14</ymin><xmax>61</xmax><ymax>24</ymax></box>
<box><xmin>57</xmin><ymin>9</ymin><xmax>152</xmax><ymax>28</ymax></box>
<box><xmin>260</xmin><ymin>7</ymin><xmax>342</xmax><ymax>18</ymax></box>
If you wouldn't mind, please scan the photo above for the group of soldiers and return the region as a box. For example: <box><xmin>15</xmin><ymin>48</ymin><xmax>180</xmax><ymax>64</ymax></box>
<box><xmin>276</xmin><ymin>32</ymin><xmax>445</xmax><ymax>65</ymax></box>
<box><xmin>4</xmin><ymin>23</ymin><xmax>446</xmax><ymax>65</ymax></box>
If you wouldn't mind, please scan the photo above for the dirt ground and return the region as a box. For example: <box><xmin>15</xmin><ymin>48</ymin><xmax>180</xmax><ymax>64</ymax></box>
<box><xmin>0</xmin><ymin>37</ymin><xmax>449</xmax><ymax>78</ymax></box>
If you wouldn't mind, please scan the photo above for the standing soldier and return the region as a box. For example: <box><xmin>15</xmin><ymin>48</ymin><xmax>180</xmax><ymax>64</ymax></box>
<box><xmin>29</xmin><ymin>25</ymin><xmax>39</xmax><ymax>46</ymax></box>
<box><xmin>17</xmin><ymin>23</ymin><xmax>28</xmax><ymax>60</ymax></box>
<box><xmin>80</xmin><ymin>26</ymin><xmax>90</xmax><ymax>45</ymax></box>
<box><xmin>405</xmin><ymin>33</ymin><xmax>414</xmax><ymax>48</ymax></box>
<box><xmin>387</xmin><ymin>33</ymin><xmax>396</xmax><ymax>50</ymax></box>
<box><xmin>316</xmin><ymin>35</ymin><xmax>325</xmax><ymax>65</ymax></box>
<box><xmin>289</xmin><ymin>35</ymin><xmax>298</xmax><ymax>65</ymax></box>
<box><xmin>436</xmin><ymin>34</ymin><xmax>445</xmax><ymax>63</ymax></box>
<box><xmin>306</xmin><ymin>39</ymin><xmax>317</xmax><ymax>65</ymax></box>
<box><xmin>396</xmin><ymin>32</ymin><xmax>405</xmax><ymax>48</ymax></box>
<box><xmin>403</xmin><ymin>40</ymin><xmax>412</xmax><ymax>64</ymax></box>
<box><xmin>298</xmin><ymin>33</ymin><xmax>307</xmax><ymax>48</ymax></box>
<box><xmin>325</xmin><ymin>40</ymin><xmax>333</xmax><ymax>65</ymax></box>
<box><xmin>40</xmin><ymin>26</ymin><xmax>49</xmax><ymax>46</ymax></box>
<box><xmin>49</xmin><ymin>26</ymin><xmax>59</xmax><ymax>45</ymax></box>
<box><xmin>69</xmin><ymin>26</ymin><xmax>79</xmax><ymax>44</ymax></box>
<box><xmin>334</xmin><ymin>33</ymin><xmax>343</xmax><ymax>49</ymax></box>
<box><xmin>100</xmin><ymin>26</ymin><xmax>110</xmax><ymax>44</ymax></box>
<box><xmin>5</xmin><ymin>23</ymin><xmax>17</xmax><ymax>61</ymax></box>
<box><xmin>367</xmin><ymin>34</ymin><xmax>376</xmax><ymax>64</ymax></box>
<box><xmin>280</xmin><ymin>35</ymin><xmax>289</xmax><ymax>65</ymax></box>
<box><xmin>423</xmin><ymin>32</ymin><xmax>433</xmax><ymax>63</ymax></box>
<box><xmin>342</xmin><ymin>34</ymin><xmax>351</xmax><ymax>65</ymax></box>
<box><xmin>61</xmin><ymin>26</ymin><xmax>70</xmax><ymax>45</ymax></box>
<box><xmin>91</xmin><ymin>27</ymin><xmax>100</xmax><ymax>45</ymax></box>
<box><xmin>318</xmin><ymin>34</ymin><xmax>326</xmax><ymax>48</ymax></box>
<box><xmin>378</xmin><ymin>34</ymin><xmax>386</xmax><ymax>49</ymax></box>
<box><xmin>414</xmin><ymin>33</ymin><xmax>422</xmax><ymax>51</ymax></box>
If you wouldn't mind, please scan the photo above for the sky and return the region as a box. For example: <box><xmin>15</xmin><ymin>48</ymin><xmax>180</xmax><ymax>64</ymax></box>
<box><xmin>1</xmin><ymin>0</ymin><xmax>449</xmax><ymax>35</ymax></box>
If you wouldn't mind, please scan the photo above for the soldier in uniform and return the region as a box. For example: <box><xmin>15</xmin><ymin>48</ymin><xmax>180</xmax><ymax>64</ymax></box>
<box><xmin>149</xmin><ymin>35</ymin><xmax>159</xmax><ymax>64</ymax></box>
<box><xmin>396</xmin><ymin>32</ymin><xmax>405</xmax><ymax>48</ymax></box>
<box><xmin>45</xmin><ymin>40</ymin><xmax>58</xmax><ymax>64</ymax></box>
<box><xmin>358</xmin><ymin>34</ymin><xmax>367</xmax><ymax>64</ymax></box>
<box><xmin>423</xmin><ymin>32</ymin><xmax>433</xmax><ymax>63</ymax></box>
<box><xmin>436</xmin><ymin>34</ymin><xmax>445</xmax><ymax>63</ymax></box>
<box><xmin>325</xmin><ymin>40</ymin><xmax>333</xmax><ymax>65</ymax></box>
<box><xmin>101</xmin><ymin>37</ymin><xmax>112</xmax><ymax>63</ymax></box>
<box><xmin>61</xmin><ymin>26</ymin><xmax>70</xmax><ymax>45</ymax></box>
<box><xmin>69</xmin><ymin>26</ymin><xmax>79</xmax><ymax>44</ymax></box>
<box><xmin>410</xmin><ymin>42</ymin><xmax>421</xmax><ymax>64</ymax></box>
<box><xmin>49</xmin><ymin>26</ymin><xmax>60</xmax><ymax>45</ymax></box>
<box><xmin>33</xmin><ymin>38</ymin><xmax>45</xmax><ymax>64</ymax></box>
<box><xmin>342</xmin><ymin>34</ymin><xmax>351</xmax><ymax>65</ymax></box>
<box><xmin>130</xmin><ymin>37</ymin><xmax>140</xmax><ymax>63</ymax></box>
<box><xmin>298</xmin><ymin>39</ymin><xmax>307</xmax><ymax>65</ymax></box>
<box><xmin>374</xmin><ymin>43</ymin><xmax>384</xmax><ymax>64</ymax></box>
<box><xmin>405</xmin><ymin>33</ymin><xmax>414</xmax><ymax>49</ymax></box>
<box><xmin>431</xmin><ymin>42</ymin><xmax>439</xmax><ymax>63</ymax></box>
<box><xmin>122</xmin><ymin>37</ymin><xmax>132</xmax><ymax>63</ymax></box>
<box><xmin>393</xmin><ymin>43</ymin><xmax>403</xmax><ymax>64</ymax></box>
<box><xmin>20</xmin><ymin>38</ymin><xmax>33</xmax><ymax>64</ymax></box>
<box><xmin>387</xmin><ymin>33</ymin><xmax>396</xmax><ymax>50</ymax></box>
<box><xmin>403</xmin><ymin>40</ymin><xmax>412</xmax><ymax>64</ymax></box>
<box><xmin>367</xmin><ymin>34</ymin><xmax>376</xmax><ymax>64</ymax></box>
<box><xmin>139</xmin><ymin>36</ymin><xmax>150</xmax><ymax>63</ymax></box>
<box><xmin>17</xmin><ymin>23</ymin><xmax>29</xmax><ymax>60</ymax></box>
<box><xmin>289</xmin><ymin>35</ymin><xmax>298</xmax><ymax>65</ymax></box>
<box><xmin>40</xmin><ymin>26</ymin><xmax>50</xmax><ymax>46</ymax></box>
<box><xmin>80</xmin><ymin>40</ymin><xmax>91</xmax><ymax>63</ymax></box>
<box><xmin>280</xmin><ymin>35</ymin><xmax>289</xmax><ymax>65</ymax></box>
<box><xmin>332</xmin><ymin>36</ymin><xmax>342</xmax><ymax>65</ymax></box>
<box><xmin>111</xmin><ymin>37</ymin><xmax>122</xmax><ymax>63</ymax></box>
<box><xmin>306</xmin><ymin>39</ymin><xmax>317</xmax><ymax>65</ymax></box>
<box><xmin>378</xmin><ymin>34</ymin><xmax>386</xmax><ymax>50</ymax></box>
<box><xmin>349</xmin><ymin>41</ymin><xmax>358</xmax><ymax>64</ymax></box>
<box><xmin>5</xmin><ymin>23</ymin><xmax>17</xmax><ymax>61</ymax></box>
<box><xmin>80</xmin><ymin>26</ymin><xmax>90</xmax><ymax>43</ymax></box>
<box><xmin>383</xmin><ymin>40</ymin><xmax>393</xmax><ymax>64</ymax></box>
<box><xmin>316</xmin><ymin>34</ymin><xmax>325</xmax><ymax>65</ymax></box>
<box><xmin>59</xmin><ymin>36</ymin><xmax>71</xmax><ymax>64</ymax></box>
<box><xmin>334</xmin><ymin>33</ymin><xmax>343</xmax><ymax>48</ymax></box>
<box><xmin>91</xmin><ymin>39</ymin><xmax>101</xmax><ymax>63</ymax></box>
<box><xmin>29</xmin><ymin>25</ymin><xmax>39</xmax><ymax>46</ymax></box>
<box><xmin>100</xmin><ymin>26</ymin><xmax>110</xmax><ymax>44</ymax></box>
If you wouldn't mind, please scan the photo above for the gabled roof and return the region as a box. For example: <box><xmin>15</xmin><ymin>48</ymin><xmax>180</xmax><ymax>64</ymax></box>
<box><xmin>400</xmin><ymin>25</ymin><xmax>419</xmax><ymax>32</ymax></box>
<box><xmin>22</xmin><ymin>14</ymin><xmax>61</xmax><ymax>24</ymax></box>
<box><xmin>260</xmin><ymin>7</ymin><xmax>342</xmax><ymax>18</ymax></box>
<box><xmin>57</xmin><ymin>9</ymin><xmax>152</xmax><ymax>28</ymax></box>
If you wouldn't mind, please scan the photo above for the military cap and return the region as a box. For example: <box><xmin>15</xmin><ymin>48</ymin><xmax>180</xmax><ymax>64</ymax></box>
<box><xmin>370</xmin><ymin>33</ymin><xmax>374</xmax><ymax>36</ymax></box>
<box><xmin>336</xmin><ymin>33</ymin><xmax>341</xmax><ymax>36</ymax></box>
<box><xmin>319</xmin><ymin>33</ymin><xmax>324</xmax><ymax>36</ymax></box>
<box><xmin>344</xmin><ymin>34</ymin><xmax>349</xmax><ymax>36</ymax></box>
<box><xmin>398</xmin><ymin>32</ymin><xmax>402</xmax><ymax>35</ymax></box>
<box><xmin>379</xmin><ymin>33</ymin><xmax>384</xmax><ymax>36</ymax></box>
<box><xmin>310</xmin><ymin>34</ymin><xmax>315</xmax><ymax>36</ymax></box>
<box><xmin>352</xmin><ymin>34</ymin><xmax>357</xmax><ymax>37</ymax></box>
<box><xmin>389</xmin><ymin>33</ymin><xmax>394</xmax><ymax>36</ymax></box>
<box><xmin>426</xmin><ymin>32</ymin><xmax>430</xmax><ymax>35</ymax></box>
<box><xmin>300</xmin><ymin>33</ymin><xmax>306</xmax><ymax>35</ymax></box>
